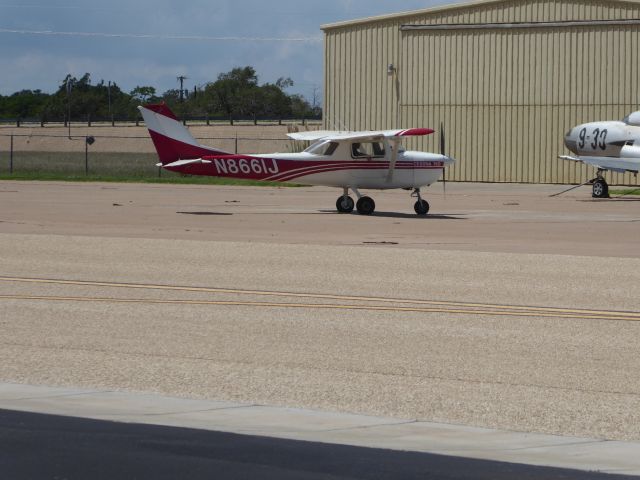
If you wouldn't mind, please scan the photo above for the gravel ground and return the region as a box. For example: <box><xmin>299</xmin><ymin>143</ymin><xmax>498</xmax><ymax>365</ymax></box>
<box><xmin>0</xmin><ymin>182</ymin><xmax>639</xmax><ymax>441</ymax></box>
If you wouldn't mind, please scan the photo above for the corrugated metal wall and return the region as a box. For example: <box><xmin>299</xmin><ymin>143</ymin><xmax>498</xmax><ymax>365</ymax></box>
<box><xmin>323</xmin><ymin>0</ymin><xmax>640</xmax><ymax>184</ymax></box>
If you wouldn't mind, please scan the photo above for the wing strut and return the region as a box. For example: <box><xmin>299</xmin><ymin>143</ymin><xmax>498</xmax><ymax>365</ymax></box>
<box><xmin>386</xmin><ymin>138</ymin><xmax>400</xmax><ymax>182</ymax></box>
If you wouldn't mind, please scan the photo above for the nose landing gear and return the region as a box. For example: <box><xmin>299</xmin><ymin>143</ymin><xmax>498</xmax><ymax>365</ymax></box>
<box><xmin>592</xmin><ymin>171</ymin><xmax>610</xmax><ymax>198</ymax></box>
<box><xmin>412</xmin><ymin>188</ymin><xmax>430</xmax><ymax>215</ymax></box>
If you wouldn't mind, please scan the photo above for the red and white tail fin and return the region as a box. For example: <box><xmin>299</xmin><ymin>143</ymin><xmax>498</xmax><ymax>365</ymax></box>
<box><xmin>138</xmin><ymin>103</ymin><xmax>229</xmax><ymax>165</ymax></box>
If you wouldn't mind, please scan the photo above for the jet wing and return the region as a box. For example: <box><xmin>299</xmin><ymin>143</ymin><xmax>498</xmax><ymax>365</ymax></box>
<box><xmin>559</xmin><ymin>155</ymin><xmax>639</xmax><ymax>174</ymax></box>
<box><xmin>287</xmin><ymin>128</ymin><xmax>434</xmax><ymax>142</ymax></box>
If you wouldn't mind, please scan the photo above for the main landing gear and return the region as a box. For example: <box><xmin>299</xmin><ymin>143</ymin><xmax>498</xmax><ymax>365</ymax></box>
<box><xmin>335</xmin><ymin>187</ymin><xmax>430</xmax><ymax>216</ymax></box>
<box><xmin>336</xmin><ymin>188</ymin><xmax>375</xmax><ymax>215</ymax></box>
<box><xmin>591</xmin><ymin>170</ymin><xmax>610</xmax><ymax>198</ymax></box>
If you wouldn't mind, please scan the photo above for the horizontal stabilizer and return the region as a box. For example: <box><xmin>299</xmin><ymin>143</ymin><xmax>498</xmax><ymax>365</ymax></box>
<box><xmin>159</xmin><ymin>159</ymin><xmax>212</xmax><ymax>168</ymax></box>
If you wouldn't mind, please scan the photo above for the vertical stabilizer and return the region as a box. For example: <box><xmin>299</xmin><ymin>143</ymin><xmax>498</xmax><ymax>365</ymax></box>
<box><xmin>138</xmin><ymin>103</ymin><xmax>228</xmax><ymax>164</ymax></box>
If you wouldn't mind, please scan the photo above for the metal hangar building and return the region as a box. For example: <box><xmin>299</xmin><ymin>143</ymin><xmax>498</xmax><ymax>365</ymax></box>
<box><xmin>321</xmin><ymin>0</ymin><xmax>640</xmax><ymax>185</ymax></box>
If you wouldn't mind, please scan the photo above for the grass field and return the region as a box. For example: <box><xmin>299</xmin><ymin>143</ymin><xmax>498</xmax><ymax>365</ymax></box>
<box><xmin>0</xmin><ymin>151</ymin><xmax>301</xmax><ymax>186</ymax></box>
<box><xmin>610</xmin><ymin>188</ymin><xmax>640</xmax><ymax>196</ymax></box>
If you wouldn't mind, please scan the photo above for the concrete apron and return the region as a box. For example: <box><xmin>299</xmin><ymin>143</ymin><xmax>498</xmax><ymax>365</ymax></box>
<box><xmin>1</xmin><ymin>382</ymin><xmax>638</xmax><ymax>476</ymax></box>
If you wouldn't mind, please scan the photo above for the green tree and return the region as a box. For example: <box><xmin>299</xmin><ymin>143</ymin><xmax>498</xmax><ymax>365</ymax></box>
<box><xmin>130</xmin><ymin>86</ymin><xmax>157</xmax><ymax>104</ymax></box>
<box><xmin>1</xmin><ymin>90</ymin><xmax>49</xmax><ymax>119</ymax></box>
<box><xmin>203</xmin><ymin>66</ymin><xmax>259</xmax><ymax>124</ymax></box>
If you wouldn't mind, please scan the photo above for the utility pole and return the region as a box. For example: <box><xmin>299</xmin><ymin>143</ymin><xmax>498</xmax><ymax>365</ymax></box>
<box><xmin>107</xmin><ymin>81</ymin><xmax>112</xmax><ymax>122</ymax></box>
<box><xmin>66</xmin><ymin>77</ymin><xmax>72</xmax><ymax>139</ymax></box>
<box><xmin>177</xmin><ymin>75</ymin><xmax>188</xmax><ymax>102</ymax></box>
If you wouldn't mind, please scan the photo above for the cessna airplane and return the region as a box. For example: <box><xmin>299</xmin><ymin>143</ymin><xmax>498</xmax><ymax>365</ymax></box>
<box><xmin>139</xmin><ymin>104</ymin><xmax>454</xmax><ymax>215</ymax></box>
<box><xmin>561</xmin><ymin>110</ymin><xmax>640</xmax><ymax>198</ymax></box>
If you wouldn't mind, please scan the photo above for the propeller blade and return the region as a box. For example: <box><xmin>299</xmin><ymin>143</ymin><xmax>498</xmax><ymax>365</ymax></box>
<box><xmin>440</xmin><ymin>122</ymin><xmax>446</xmax><ymax>198</ymax></box>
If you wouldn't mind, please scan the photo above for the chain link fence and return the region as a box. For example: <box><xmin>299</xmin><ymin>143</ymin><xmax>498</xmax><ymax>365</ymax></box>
<box><xmin>0</xmin><ymin>123</ymin><xmax>312</xmax><ymax>179</ymax></box>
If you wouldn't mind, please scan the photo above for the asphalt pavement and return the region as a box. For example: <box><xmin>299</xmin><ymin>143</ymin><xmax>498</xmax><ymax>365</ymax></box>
<box><xmin>1</xmin><ymin>409</ymin><xmax>633</xmax><ymax>480</ymax></box>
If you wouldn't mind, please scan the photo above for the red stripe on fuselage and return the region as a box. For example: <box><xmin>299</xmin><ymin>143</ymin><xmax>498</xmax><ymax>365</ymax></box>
<box><xmin>164</xmin><ymin>157</ymin><xmax>445</xmax><ymax>182</ymax></box>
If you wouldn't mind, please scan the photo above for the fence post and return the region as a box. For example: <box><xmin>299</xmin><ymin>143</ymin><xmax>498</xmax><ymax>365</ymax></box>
<box><xmin>9</xmin><ymin>135</ymin><xmax>13</xmax><ymax>174</ymax></box>
<box><xmin>16</xmin><ymin>118</ymin><xmax>20</xmax><ymax>128</ymax></box>
<box><xmin>85</xmin><ymin>140</ymin><xmax>89</xmax><ymax>176</ymax></box>
<box><xmin>111</xmin><ymin>115</ymin><xmax>115</xmax><ymax>127</ymax></box>
<box><xmin>234</xmin><ymin>134</ymin><xmax>238</xmax><ymax>154</ymax></box>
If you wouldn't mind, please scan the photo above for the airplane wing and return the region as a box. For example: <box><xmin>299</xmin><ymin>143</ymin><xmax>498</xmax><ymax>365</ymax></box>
<box><xmin>559</xmin><ymin>155</ymin><xmax>640</xmax><ymax>174</ymax></box>
<box><xmin>287</xmin><ymin>128</ymin><xmax>434</xmax><ymax>142</ymax></box>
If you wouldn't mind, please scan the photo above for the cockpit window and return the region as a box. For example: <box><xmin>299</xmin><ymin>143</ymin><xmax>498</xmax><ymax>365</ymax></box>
<box><xmin>305</xmin><ymin>141</ymin><xmax>338</xmax><ymax>156</ymax></box>
<box><xmin>351</xmin><ymin>142</ymin><xmax>386</xmax><ymax>158</ymax></box>
<box><xmin>323</xmin><ymin>142</ymin><xmax>338</xmax><ymax>156</ymax></box>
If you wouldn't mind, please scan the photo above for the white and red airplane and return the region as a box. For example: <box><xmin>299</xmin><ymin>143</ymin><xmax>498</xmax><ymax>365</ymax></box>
<box><xmin>561</xmin><ymin>110</ymin><xmax>640</xmax><ymax>198</ymax></box>
<box><xmin>139</xmin><ymin>103</ymin><xmax>454</xmax><ymax>215</ymax></box>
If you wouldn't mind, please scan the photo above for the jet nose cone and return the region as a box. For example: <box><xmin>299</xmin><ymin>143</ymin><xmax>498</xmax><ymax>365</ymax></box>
<box><xmin>564</xmin><ymin>129</ymin><xmax>578</xmax><ymax>154</ymax></box>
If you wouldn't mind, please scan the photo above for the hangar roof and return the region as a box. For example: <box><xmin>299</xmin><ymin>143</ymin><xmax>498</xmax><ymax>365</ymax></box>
<box><xmin>321</xmin><ymin>0</ymin><xmax>640</xmax><ymax>30</ymax></box>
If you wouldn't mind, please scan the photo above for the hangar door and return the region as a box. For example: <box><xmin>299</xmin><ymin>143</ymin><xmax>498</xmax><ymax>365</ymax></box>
<box><xmin>398</xmin><ymin>22</ymin><xmax>640</xmax><ymax>184</ymax></box>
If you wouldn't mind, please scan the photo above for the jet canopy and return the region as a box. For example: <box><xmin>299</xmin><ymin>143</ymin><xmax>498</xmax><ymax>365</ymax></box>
<box><xmin>623</xmin><ymin>111</ymin><xmax>640</xmax><ymax>126</ymax></box>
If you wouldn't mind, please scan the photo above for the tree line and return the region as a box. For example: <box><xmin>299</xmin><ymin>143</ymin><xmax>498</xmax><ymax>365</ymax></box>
<box><xmin>0</xmin><ymin>67</ymin><xmax>321</xmax><ymax>124</ymax></box>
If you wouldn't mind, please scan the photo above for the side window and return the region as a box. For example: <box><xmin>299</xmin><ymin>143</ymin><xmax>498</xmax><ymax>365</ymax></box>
<box><xmin>352</xmin><ymin>143</ymin><xmax>367</xmax><ymax>158</ymax></box>
<box><xmin>351</xmin><ymin>142</ymin><xmax>385</xmax><ymax>158</ymax></box>
<box><xmin>372</xmin><ymin>142</ymin><xmax>385</xmax><ymax>156</ymax></box>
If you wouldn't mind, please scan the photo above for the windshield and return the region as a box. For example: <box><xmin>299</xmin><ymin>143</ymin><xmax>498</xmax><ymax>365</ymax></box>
<box><xmin>304</xmin><ymin>141</ymin><xmax>338</xmax><ymax>156</ymax></box>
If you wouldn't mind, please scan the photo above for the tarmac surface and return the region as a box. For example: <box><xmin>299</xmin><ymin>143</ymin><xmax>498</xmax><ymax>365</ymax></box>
<box><xmin>0</xmin><ymin>180</ymin><xmax>639</xmax><ymax>473</ymax></box>
<box><xmin>1</xmin><ymin>407</ymin><xmax>633</xmax><ymax>480</ymax></box>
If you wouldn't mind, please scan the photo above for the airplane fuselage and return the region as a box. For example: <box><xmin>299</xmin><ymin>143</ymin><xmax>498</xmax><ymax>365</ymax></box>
<box><xmin>565</xmin><ymin>121</ymin><xmax>640</xmax><ymax>158</ymax></box>
<box><xmin>166</xmin><ymin>151</ymin><xmax>450</xmax><ymax>190</ymax></box>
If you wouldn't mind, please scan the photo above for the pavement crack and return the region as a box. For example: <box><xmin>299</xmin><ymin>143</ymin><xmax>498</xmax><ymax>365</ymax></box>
<box><xmin>319</xmin><ymin>419</ymin><xmax>419</xmax><ymax>433</ymax></box>
<box><xmin>105</xmin><ymin>404</ymin><xmax>259</xmax><ymax>418</ymax></box>
<box><xmin>11</xmin><ymin>390</ymin><xmax>112</xmax><ymax>401</ymax></box>
<box><xmin>506</xmin><ymin>439</ymin><xmax>609</xmax><ymax>451</ymax></box>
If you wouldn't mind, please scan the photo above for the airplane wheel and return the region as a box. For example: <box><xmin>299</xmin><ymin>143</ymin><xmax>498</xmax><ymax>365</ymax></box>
<box><xmin>336</xmin><ymin>195</ymin><xmax>354</xmax><ymax>213</ymax></box>
<box><xmin>356</xmin><ymin>196</ymin><xmax>375</xmax><ymax>215</ymax></box>
<box><xmin>592</xmin><ymin>179</ymin><xmax>609</xmax><ymax>198</ymax></box>
<box><xmin>414</xmin><ymin>200</ymin><xmax>430</xmax><ymax>216</ymax></box>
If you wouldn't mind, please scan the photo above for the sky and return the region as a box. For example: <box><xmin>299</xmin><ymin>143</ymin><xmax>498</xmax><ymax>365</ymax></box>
<box><xmin>0</xmin><ymin>0</ymin><xmax>452</xmax><ymax>102</ymax></box>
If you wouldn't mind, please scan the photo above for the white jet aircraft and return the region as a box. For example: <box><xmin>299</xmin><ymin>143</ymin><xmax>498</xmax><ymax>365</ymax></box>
<box><xmin>139</xmin><ymin>104</ymin><xmax>455</xmax><ymax>215</ymax></box>
<box><xmin>561</xmin><ymin>111</ymin><xmax>640</xmax><ymax>197</ymax></box>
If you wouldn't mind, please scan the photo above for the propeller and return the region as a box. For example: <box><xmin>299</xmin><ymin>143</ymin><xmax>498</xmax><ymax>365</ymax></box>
<box><xmin>440</xmin><ymin>122</ymin><xmax>446</xmax><ymax>198</ymax></box>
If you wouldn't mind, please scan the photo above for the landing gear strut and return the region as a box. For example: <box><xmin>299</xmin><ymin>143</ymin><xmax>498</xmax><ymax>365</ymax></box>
<box><xmin>412</xmin><ymin>188</ymin><xmax>430</xmax><ymax>216</ymax></box>
<box><xmin>592</xmin><ymin>171</ymin><xmax>609</xmax><ymax>198</ymax></box>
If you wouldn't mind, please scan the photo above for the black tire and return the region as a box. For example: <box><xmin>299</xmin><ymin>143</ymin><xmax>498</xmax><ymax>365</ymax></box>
<box><xmin>336</xmin><ymin>195</ymin><xmax>355</xmax><ymax>213</ymax></box>
<box><xmin>592</xmin><ymin>179</ymin><xmax>609</xmax><ymax>198</ymax></box>
<box><xmin>414</xmin><ymin>199</ymin><xmax>430</xmax><ymax>215</ymax></box>
<box><xmin>356</xmin><ymin>196</ymin><xmax>375</xmax><ymax>215</ymax></box>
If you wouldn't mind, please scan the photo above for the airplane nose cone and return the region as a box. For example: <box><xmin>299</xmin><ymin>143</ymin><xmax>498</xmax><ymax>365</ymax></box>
<box><xmin>564</xmin><ymin>129</ymin><xmax>578</xmax><ymax>153</ymax></box>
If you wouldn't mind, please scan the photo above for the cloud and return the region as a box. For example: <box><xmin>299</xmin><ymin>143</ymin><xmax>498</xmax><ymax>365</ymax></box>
<box><xmin>0</xmin><ymin>0</ymin><xmax>449</xmax><ymax>98</ymax></box>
